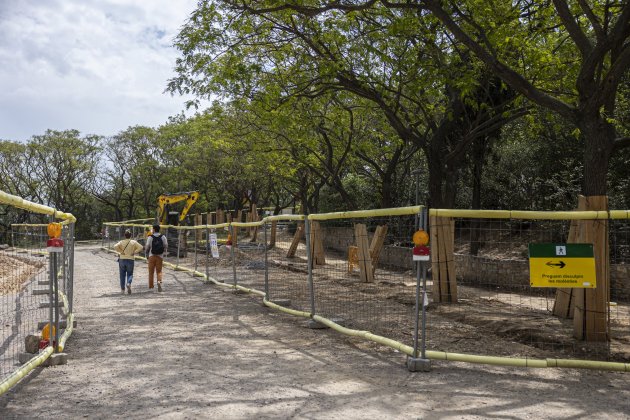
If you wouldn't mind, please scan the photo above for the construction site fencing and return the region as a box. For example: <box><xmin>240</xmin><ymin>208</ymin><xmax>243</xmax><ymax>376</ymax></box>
<box><xmin>102</xmin><ymin>206</ymin><xmax>630</xmax><ymax>372</ymax></box>
<box><xmin>0</xmin><ymin>190</ymin><xmax>76</xmax><ymax>395</ymax></box>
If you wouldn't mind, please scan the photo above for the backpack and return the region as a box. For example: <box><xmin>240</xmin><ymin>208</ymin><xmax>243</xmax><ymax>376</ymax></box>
<box><xmin>151</xmin><ymin>234</ymin><xmax>165</xmax><ymax>255</ymax></box>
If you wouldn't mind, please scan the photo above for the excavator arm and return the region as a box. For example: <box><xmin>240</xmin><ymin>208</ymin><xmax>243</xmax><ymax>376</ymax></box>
<box><xmin>157</xmin><ymin>191</ymin><xmax>200</xmax><ymax>224</ymax></box>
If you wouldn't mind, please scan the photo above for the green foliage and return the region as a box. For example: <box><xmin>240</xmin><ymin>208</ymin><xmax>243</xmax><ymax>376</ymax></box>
<box><xmin>477</xmin><ymin>109</ymin><xmax>583</xmax><ymax>210</ymax></box>
<box><xmin>5</xmin><ymin>1</ymin><xmax>630</xmax><ymax>237</ymax></box>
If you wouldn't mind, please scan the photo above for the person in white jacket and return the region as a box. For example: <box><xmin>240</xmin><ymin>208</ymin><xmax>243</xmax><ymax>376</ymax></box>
<box><xmin>114</xmin><ymin>230</ymin><xmax>144</xmax><ymax>294</ymax></box>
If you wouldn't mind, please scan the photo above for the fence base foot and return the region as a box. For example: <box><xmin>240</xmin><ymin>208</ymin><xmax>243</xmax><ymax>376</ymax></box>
<box><xmin>19</xmin><ymin>352</ymin><xmax>68</xmax><ymax>366</ymax></box>
<box><xmin>307</xmin><ymin>318</ymin><xmax>345</xmax><ymax>329</ymax></box>
<box><xmin>307</xmin><ymin>319</ymin><xmax>327</xmax><ymax>329</ymax></box>
<box><xmin>39</xmin><ymin>302</ymin><xmax>65</xmax><ymax>309</ymax></box>
<box><xmin>266</xmin><ymin>299</ymin><xmax>291</xmax><ymax>308</ymax></box>
<box><xmin>406</xmin><ymin>356</ymin><xmax>431</xmax><ymax>372</ymax></box>
<box><xmin>44</xmin><ymin>353</ymin><xmax>68</xmax><ymax>366</ymax></box>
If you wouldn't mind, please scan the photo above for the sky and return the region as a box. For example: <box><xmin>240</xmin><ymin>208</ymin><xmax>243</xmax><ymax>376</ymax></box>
<box><xmin>0</xmin><ymin>0</ymin><xmax>202</xmax><ymax>142</ymax></box>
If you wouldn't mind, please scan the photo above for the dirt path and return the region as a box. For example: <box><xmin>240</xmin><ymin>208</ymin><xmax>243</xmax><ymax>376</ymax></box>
<box><xmin>0</xmin><ymin>245</ymin><xmax>629</xmax><ymax>419</ymax></box>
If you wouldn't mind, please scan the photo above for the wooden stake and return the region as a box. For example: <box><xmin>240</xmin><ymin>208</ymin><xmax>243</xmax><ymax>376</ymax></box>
<box><xmin>269</xmin><ymin>220</ymin><xmax>277</xmax><ymax>248</ymax></box>
<box><xmin>430</xmin><ymin>215</ymin><xmax>457</xmax><ymax>303</ymax></box>
<box><xmin>287</xmin><ymin>224</ymin><xmax>304</xmax><ymax>258</ymax></box>
<box><xmin>309</xmin><ymin>221</ymin><xmax>326</xmax><ymax>266</ymax></box>
<box><xmin>572</xmin><ymin>195</ymin><xmax>609</xmax><ymax>342</ymax></box>
<box><xmin>216</xmin><ymin>209</ymin><xmax>224</xmax><ymax>225</ymax></box>
<box><xmin>251</xmin><ymin>204</ymin><xmax>258</xmax><ymax>242</ymax></box>
<box><xmin>195</xmin><ymin>214</ymin><xmax>202</xmax><ymax>242</ymax></box>
<box><xmin>355</xmin><ymin>223</ymin><xmax>374</xmax><ymax>283</ymax></box>
<box><xmin>369</xmin><ymin>225</ymin><xmax>388</xmax><ymax>275</ymax></box>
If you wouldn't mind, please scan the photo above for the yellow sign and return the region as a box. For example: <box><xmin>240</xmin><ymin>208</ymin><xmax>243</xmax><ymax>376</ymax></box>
<box><xmin>528</xmin><ymin>244</ymin><xmax>596</xmax><ymax>288</ymax></box>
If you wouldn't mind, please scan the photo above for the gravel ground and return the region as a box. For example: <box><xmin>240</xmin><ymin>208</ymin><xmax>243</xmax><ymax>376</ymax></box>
<box><xmin>0</xmin><ymin>244</ymin><xmax>629</xmax><ymax>419</ymax></box>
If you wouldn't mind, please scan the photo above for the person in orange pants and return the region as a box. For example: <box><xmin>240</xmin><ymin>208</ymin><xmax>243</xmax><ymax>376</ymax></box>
<box><xmin>145</xmin><ymin>224</ymin><xmax>168</xmax><ymax>292</ymax></box>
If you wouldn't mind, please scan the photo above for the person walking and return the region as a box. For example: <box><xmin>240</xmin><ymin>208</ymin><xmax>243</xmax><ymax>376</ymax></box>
<box><xmin>114</xmin><ymin>230</ymin><xmax>144</xmax><ymax>294</ymax></box>
<box><xmin>145</xmin><ymin>224</ymin><xmax>168</xmax><ymax>292</ymax></box>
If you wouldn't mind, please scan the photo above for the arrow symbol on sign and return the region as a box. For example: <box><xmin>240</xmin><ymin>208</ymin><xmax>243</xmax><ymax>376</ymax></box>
<box><xmin>546</xmin><ymin>261</ymin><xmax>566</xmax><ymax>268</ymax></box>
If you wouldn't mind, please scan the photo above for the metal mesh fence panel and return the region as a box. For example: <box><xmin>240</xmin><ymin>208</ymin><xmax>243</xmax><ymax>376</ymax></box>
<box><xmin>0</xmin><ymin>215</ymin><xmax>74</xmax><ymax>387</ymax></box>
<box><xmin>427</xmin><ymin>216</ymin><xmax>629</xmax><ymax>361</ymax></box>
<box><xmin>0</xmin><ymin>224</ymin><xmax>49</xmax><ymax>378</ymax></box>
<box><xmin>609</xmin><ymin>219</ymin><xmax>630</xmax><ymax>360</ymax></box>
<box><xmin>231</xmin><ymin>223</ymin><xmax>266</xmax><ymax>293</ymax></box>
<box><xmin>313</xmin><ymin>215</ymin><xmax>417</xmax><ymax>345</ymax></box>
<box><xmin>101</xmin><ymin>207</ymin><xmax>630</xmax><ymax>368</ymax></box>
<box><xmin>264</xmin><ymin>219</ymin><xmax>310</xmax><ymax>313</ymax></box>
<box><xmin>431</xmin><ymin>218</ymin><xmax>575</xmax><ymax>359</ymax></box>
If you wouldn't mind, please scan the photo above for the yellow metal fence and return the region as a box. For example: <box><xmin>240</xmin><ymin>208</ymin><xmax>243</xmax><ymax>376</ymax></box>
<box><xmin>102</xmin><ymin>206</ymin><xmax>630</xmax><ymax>371</ymax></box>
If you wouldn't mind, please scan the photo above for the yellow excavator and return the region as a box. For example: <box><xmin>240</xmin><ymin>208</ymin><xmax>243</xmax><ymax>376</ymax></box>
<box><xmin>156</xmin><ymin>191</ymin><xmax>199</xmax><ymax>226</ymax></box>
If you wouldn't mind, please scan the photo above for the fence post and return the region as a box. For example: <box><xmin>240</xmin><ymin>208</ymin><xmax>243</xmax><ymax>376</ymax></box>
<box><xmin>47</xmin><ymin>216</ymin><xmax>55</xmax><ymax>353</ymax></box>
<box><xmin>305</xmin><ymin>216</ymin><xmax>315</xmax><ymax>317</ymax></box>
<box><xmin>205</xmin><ymin>226</ymin><xmax>210</xmax><ymax>281</ymax></box>
<box><xmin>69</xmin><ymin>222</ymin><xmax>75</xmax><ymax>314</ymax></box>
<box><xmin>194</xmin><ymin>227</ymin><xmax>198</xmax><ymax>273</ymax></box>
<box><xmin>230</xmin><ymin>224</ymin><xmax>237</xmax><ymax>288</ymax></box>
<box><xmin>407</xmin><ymin>206</ymin><xmax>431</xmax><ymax>372</ymax></box>
<box><xmin>264</xmin><ymin>220</ymin><xmax>269</xmax><ymax>300</ymax></box>
<box><xmin>176</xmin><ymin>228</ymin><xmax>181</xmax><ymax>269</ymax></box>
<box><xmin>53</xmin><ymin>244</ymin><xmax>60</xmax><ymax>354</ymax></box>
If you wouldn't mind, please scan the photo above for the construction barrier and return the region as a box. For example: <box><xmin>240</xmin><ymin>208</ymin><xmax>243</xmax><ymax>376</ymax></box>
<box><xmin>102</xmin><ymin>204</ymin><xmax>630</xmax><ymax>371</ymax></box>
<box><xmin>0</xmin><ymin>190</ymin><xmax>76</xmax><ymax>395</ymax></box>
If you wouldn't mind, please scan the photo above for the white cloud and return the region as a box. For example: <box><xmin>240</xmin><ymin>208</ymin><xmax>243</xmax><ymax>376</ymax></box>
<box><xmin>0</xmin><ymin>0</ymin><xmax>202</xmax><ymax>141</ymax></box>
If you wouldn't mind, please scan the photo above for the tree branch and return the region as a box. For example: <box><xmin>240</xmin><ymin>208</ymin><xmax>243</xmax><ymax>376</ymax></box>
<box><xmin>552</xmin><ymin>0</ymin><xmax>593</xmax><ymax>56</ymax></box>
<box><xmin>424</xmin><ymin>0</ymin><xmax>576</xmax><ymax>120</ymax></box>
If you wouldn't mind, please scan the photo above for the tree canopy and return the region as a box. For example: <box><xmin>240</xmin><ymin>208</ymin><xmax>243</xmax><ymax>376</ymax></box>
<box><xmin>2</xmin><ymin>0</ymin><xmax>630</xmax><ymax>237</ymax></box>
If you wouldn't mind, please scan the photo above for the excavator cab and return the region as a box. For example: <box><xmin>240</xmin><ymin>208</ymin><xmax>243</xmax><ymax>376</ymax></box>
<box><xmin>157</xmin><ymin>191</ymin><xmax>199</xmax><ymax>226</ymax></box>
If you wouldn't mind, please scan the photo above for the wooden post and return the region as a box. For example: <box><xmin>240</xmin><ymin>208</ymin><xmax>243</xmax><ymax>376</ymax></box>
<box><xmin>216</xmin><ymin>209</ymin><xmax>224</xmax><ymax>225</ymax></box>
<box><xmin>309</xmin><ymin>221</ymin><xmax>326</xmax><ymax>266</ymax></box>
<box><xmin>348</xmin><ymin>246</ymin><xmax>359</xmax><ymax>273</ymax></box>
<box><xmin>233</xmin><ymin>210</ymin><xmax>242</xmax><ymax>247</ymax></box>
<box><xmin>573</xmin><ymin>195</ymin><xmax>609</xmax><ymax>342</ymax></box>
<box><xmin>369</xmin><ymin>225</ymin><xmax>388</xmax><ymax>275</ymax></box>
<box><xmin>245</xmin><ymin>211</ymin><xmax>251</xmax><ymax>237</ymax></box>
<box><xmin>429</xmin><ymin>215</ymin><xmax>457</xmax><ymax>303</ymax></box>
<box><xmin>553</xmin><ymin>218</ymin><xmax>578</xmax><ymax>318</ymax></box>
<box><xmin>269</xmin><ymin>220</ymin><xmax>277</xmax><ymax>248</ymax></box>
<box><xmin>251</xmin><ymin>204</ymin><xmax>259</xmax><ymax>242</ymax></box>
<box><xmin>355</xmin><ymin>223</ymin><xmax>374</xmax><ymax>283</ymax></box>
<box><xmin>194</xmin><ymin>214</ymin><xmax>202</xmax><ymax>242</ymax></box>
<box><xmin>287</xmin><ymin>224</ymin><xmax>304</xmax><ymax>258</ymax></box>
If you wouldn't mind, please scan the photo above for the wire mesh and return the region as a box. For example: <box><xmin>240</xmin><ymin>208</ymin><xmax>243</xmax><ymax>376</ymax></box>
<box><xmin>101</xmin><ymin>209</ymin><xmax>630</xmax><ymax>366</ymax></box>
<box><xmin>313</xmin><ymin>216</ymin><xmax>417</xmax><ymax>345</ymax></box>
<box><xmin>265</xmin><ymin>220</ymin><xmax>311</xmax><ymax>312</ymax></box>
<box><xmin>433</xmin><ymin>217</ymin><xmax>628</xmax><ymax>361</ymax></box>
<box><xmin>0</xmin><ymin>217</ymin><xmax>74</xmax><ymax>382</ymax></box>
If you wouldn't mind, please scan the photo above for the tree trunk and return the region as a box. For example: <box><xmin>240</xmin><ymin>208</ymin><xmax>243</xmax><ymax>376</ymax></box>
<box><xmin>380</xmin><ymin>177</ymin><xmax>393</xmax><ymax>208</ymax></box>
<box><xmin>427</xmin><ymin>155</ymin><xmax>459</xmax><ymax>209</ymax></box>
<box><xmin>579</xmin><ymin>116</ymin><xmax>615</xmax><ymax>196</ymax></box>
